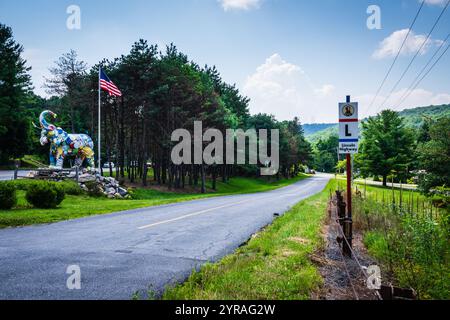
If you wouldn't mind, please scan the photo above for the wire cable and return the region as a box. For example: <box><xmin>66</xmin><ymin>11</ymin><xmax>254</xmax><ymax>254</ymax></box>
<box><xmin>397</xmin><ymin>42</ymin><xmax>450</xmax><ymax>106</ymax></box>
<box><xmin>366</xmin><ymin>0</ymin><xmax>426</xmax><ymax>113</ymax></box>
<box><xmin>376</xmin><ymin>0</ymin><xmax>449</xmax><ymax>112</ymax></box>
<box><xmin>394</xmin><ymin>32</ymin><xmax>450</xmax><ymax>108</ymax></box>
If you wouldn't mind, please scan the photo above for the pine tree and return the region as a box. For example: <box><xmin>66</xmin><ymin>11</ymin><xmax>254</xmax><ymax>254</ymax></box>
<box><xmin>417</xmin><ymin>117</ymin><xmax>450</xmax><ymax>193</ymax></box>
<box><xmin>0</xmin><ymin>24</ymin><xmax>33</xmax><ymax>163</ymax></box>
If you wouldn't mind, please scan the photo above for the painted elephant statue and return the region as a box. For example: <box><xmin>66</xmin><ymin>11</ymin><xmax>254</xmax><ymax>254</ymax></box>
<box><xmin>35</xmin><ymin>110</ymin><xmax>95</xmax><ymax>170</ymax></box>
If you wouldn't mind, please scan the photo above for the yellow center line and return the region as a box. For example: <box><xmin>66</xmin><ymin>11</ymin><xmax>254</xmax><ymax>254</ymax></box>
<box><xmin>137</xmin><ymin>198</ymin><xmax>254</xmax><ymax>230</ymax></box>
<box><xmin>137</xmin><ymin>180</ymin><xmax>318</xmax><ymax>230</ymax></box>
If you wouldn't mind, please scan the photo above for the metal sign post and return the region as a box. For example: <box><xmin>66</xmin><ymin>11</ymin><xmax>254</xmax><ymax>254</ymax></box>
<box><xmin>339</xmin><ymin>95</ymin><xmax>359</xmax><ymax>257</ymax></box>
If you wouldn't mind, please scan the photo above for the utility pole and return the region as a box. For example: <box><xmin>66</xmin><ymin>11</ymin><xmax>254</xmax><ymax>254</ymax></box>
<box><xmin>339</xmin><ymin>95</ymin><xmax>358</xmax><ymax>257</ymax></box>
<box><xmin>344</xmin><ymin>95</ymin><xmax>353</xmax><ymax>256</ymax></box>
<box><xmin>98</xmin><ymin>66</ymin><xmax>102</xmax><ymax>175</ymax></box>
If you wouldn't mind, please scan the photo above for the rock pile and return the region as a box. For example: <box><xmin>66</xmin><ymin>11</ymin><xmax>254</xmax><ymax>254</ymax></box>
<box><xmin>27</xmin><ymin>168</ymin><xmax>130</xmax><ymax>199</ymax></box>
<box><xmin>79</xmin><ymin>174</ymin><xmax>130</xmax><ymax>199</ymax></box>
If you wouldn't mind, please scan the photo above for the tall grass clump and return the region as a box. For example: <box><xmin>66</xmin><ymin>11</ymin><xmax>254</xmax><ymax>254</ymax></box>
<box><xmin>353</xmin><ymin>185</ymin><xmax>449</xmax><ymax>300</ymax></box>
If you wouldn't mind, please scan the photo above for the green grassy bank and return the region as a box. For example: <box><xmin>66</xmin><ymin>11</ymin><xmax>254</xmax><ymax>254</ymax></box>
<box><xmin>162</xmin><ymin>180</ymin><xmax>335</xmax><ymax>300</ymax></box>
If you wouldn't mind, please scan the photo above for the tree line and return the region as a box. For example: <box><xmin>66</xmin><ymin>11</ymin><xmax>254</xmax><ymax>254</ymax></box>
<box><xmin>311</xmin><ymin>109</ymin><xmax>450</xmax><ymax>193</ymax></box>
<box><xmin>0</xmin><ymin>24</ymin><xmax>312</xmax><ymax>192</ymax></box>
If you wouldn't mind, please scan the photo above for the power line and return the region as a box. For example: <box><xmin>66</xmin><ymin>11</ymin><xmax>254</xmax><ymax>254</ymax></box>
<box><xmin>376</xmin><ymin>0</ymin><xmax>450</xmax><ymax>112</ymax></box>
<box><xmin>397</xmin><ymin>42</ymin><xmax>450</xmax><ymax>107</ymax></box>
<box><xmin>366</xmin><ymin>0</ymin><xmax>426</xmax><ymax>113</ymax></box>
<box><xmin>394</xmin><ymin>32</ymin><xmax>450</xmax><ymax>108</ymax></box>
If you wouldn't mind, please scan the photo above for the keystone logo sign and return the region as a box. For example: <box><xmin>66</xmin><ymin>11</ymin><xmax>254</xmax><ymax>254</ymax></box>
<box><xmin>338</xmin><ymin>102</ymin><xmax>359</xmax><ymax>155</ymax></box>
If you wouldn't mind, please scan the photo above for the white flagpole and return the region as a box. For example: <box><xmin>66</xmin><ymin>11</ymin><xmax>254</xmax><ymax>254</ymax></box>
<box><xmin>98</xmin><ymin>66</ymin><xmax>101</xmax><ymax>175</ymax></box>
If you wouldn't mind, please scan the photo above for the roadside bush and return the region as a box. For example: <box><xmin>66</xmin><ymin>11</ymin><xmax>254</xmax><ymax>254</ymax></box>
<box><xmin>127</xmin><ymin>189</ymin><xmax>136</xmax><ymax>199</ymax></box>
<box><xmin>84</xmin><ymin>181</ymin><xmax>104</xmax><ymax>198</ymax></box>
<box><xmin>12</xmin><ymin>179</ymin><xmax>83</xmax><ymax>195</ymax></box>
<box><xmin>11</xmin><ymin>179</ymin><xmax>37</xmax><ymax>191</ymax></box>
<box><xmin>430</xmin><ymin>186</ymin><xmax>450</xmax><ymax>208</ymax></box>
<box><xmin>0</xmin><ymin>182</ymin><xmax>17</xmax><ymax>210</ymax></box>
<box><xmin>25</xmin><ymin>181</ymin><xmax>65</xmax><ymax>209</ymax></box>
<box><xmin>354</xmin><ymin>191</ymin><xmax>449</xmax><ymax>299</ymax></box>
<box><xmin>60</xmin><ymin>180</ymin><xmax>84</xmax><ymax>196</ymax></box>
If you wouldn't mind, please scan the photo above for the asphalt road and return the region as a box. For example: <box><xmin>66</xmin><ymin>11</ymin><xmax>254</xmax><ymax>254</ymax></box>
<box><xmin>336</xmin><ymin>176</ymin><xmax>418</xmax><ymax>190</ymax></box>
<box><xmin>0</xmin><ymin>170</ymin><xmax>31</xmax><ymax>181</ymax></box>
<box><xmin>0</xmin><ymin>171</ymin><xmax>14</xmax><ymax>181</ymax></box>
<box><xmin>0</xmin><ymin>174</ymin><xmax>332</xmax><ymax>300</ymax></box>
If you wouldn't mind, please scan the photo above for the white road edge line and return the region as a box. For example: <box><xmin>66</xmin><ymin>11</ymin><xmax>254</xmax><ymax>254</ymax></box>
<box><xmin>137</xmin><ymin>199</ymin><xmax>253</xmax><ymax>230</ymax></box>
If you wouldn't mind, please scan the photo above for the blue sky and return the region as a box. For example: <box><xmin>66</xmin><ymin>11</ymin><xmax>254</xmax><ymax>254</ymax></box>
<box><xmin>1</xmin><ymin>0</ymin><xmax>449</xmax><ymax>123</ymax></box>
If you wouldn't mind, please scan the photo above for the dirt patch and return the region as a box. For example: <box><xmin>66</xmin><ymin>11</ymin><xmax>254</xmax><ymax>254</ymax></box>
<box><xmin>312</xmin><ymin>195</ymin><xmax>379</xmax><ymax>300</ymax></box>
<box><xmin>281</xmin><ymin>249</ymin><xmax>296</xmax><ymax>257</ymax></box>
<box><xmin>289</xmin><ymin>237</ymin><xmax>311</xmax><ymax>245</ymax></box>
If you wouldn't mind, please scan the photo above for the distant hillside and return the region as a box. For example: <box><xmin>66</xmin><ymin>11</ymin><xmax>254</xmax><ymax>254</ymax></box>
<box><xmin>302</xmin><ymin>123</ymin><xmax>337</xmax><ymax>136</ymax></box>
<box><xmin>305</xmin><ymin>104</ymin><xmax>449</xmax><ymax>143</ymax></box>
<box><xmin>306</xmin><ymin>125</ymin><xmax>338</xmax><ymax>144</ymax></box>
<box><xmin>398</xmin><ymin>104</ymin><xmax>450</xmax><ymax>127</ymax></box>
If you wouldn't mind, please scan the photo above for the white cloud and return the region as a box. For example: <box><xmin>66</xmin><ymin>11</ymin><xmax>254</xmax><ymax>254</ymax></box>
<box><xmin>242</xmin><ymin>54</ymin><xmax>338</xmax><ymax>123</ymax></box>
<box><xmin>315</xmin><ymin>84</ymin><xmax>335</xmax><ymax>97</ymax></box>
<box><xmin>219</xmin><ymin>0</ymin><xmax>261</xmax><ymax>11</ymax></box>
<box><xmin>373</xmin><ymin>29</ymin><xmax>443</xmax><ymax>59</ymax></box>
<box><xmin>423</xmin><ymin>0</ymin><xmax>448</xmax><ymax>6</ymax></box>
<box><xmin>430</xmin><ymin>93</ymin><xmax>450</xmax><ymax>105</ymax></box>
<box><xmin>242</xmin><ymin>54</ymin><xmax>450</xmax><ymax>123</ymax></box>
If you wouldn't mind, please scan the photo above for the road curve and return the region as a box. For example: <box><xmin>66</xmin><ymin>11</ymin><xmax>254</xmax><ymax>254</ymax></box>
<box><xmin>0</xmin><ymin>174</ymin><xmax>332</xmax><ymax>300</ymax></box>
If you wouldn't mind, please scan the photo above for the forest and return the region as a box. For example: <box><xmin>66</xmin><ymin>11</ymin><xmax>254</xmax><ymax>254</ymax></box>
<box><xmin>0</xmin><ymin>24</ymin><xmax>312</xmax><ymax>192</ymax></box>
<box><xmin>1</xmin><ymin>22</ymin><xmax>449</xmax><ymax>195</ymax></box>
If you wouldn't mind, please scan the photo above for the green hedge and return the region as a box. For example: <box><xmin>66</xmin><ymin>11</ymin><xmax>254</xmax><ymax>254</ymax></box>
<box><xmin>11</xmin><ymin>179</ymin><xmax>83</xmax><ymax>195</ymax></box>
<box><xmin>0</xmin><ymin>182</ymin><xmax>17</xmax><ymax>210</ymax></box>
<box><xmin>25</xmin><ymin>181</ymin><xmax>65</xmax><ymax>209</ymax></box>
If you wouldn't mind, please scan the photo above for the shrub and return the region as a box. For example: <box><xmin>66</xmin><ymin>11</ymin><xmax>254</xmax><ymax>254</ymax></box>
<box><xmin>12</xmin><ymin>179</ymin><xmax>37</xmax><ymax>191</ymax></box>
<box><xmin>12</xmin><ymin>179</ymin><xmax>83</xmax><ymax>195</ymax></box>
<box><xmin>430</xmin><ymin>186</ymin><xmax>450</xmax><ymax>208</ymax></box>
<box><xmin>127</xmin><ymin>189</ymin><xmax>136</xmax><ymax>199</ymax></box>
<box><xmin>25</xmin><ymin>181</ymin><xmax>65</xmax><ymax>209</ymax></box>
<box><xmin>354</xmin><ymin>190</ymin><xmax>449</xmax><ymax>299</ymax></box>
<box><xmin>60</xmin><ymin>180</ymin><xmax>84</xmax><ymax>195</ymax></box>
<box><xmin>84</xmin><ymin>181</ymin><xmax>104</xmax><ymax>198</ymax></box>
<box><xmin>0</xmin><ymin>182</ymin><xmax>17</xmax><ymax>210</ymax></box>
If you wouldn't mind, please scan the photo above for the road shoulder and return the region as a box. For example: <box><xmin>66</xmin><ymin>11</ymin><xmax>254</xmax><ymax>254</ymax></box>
<box><xmin>161</xmin><ymin>180</ymin><xmax>334</xmax><ymax>300</ymax></box>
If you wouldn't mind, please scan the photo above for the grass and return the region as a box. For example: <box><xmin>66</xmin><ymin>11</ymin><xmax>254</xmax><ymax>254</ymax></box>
<box><xmin>133</xmin><ymin>174</ymin><xmax>309</xmax><ymax>200</ymax></box>
<box><xmin>350</xmin><ymin>182</ymin><xmax>449</xmax><ymax>300</ymax></box>
<box><xmin>162</xmin><ymin>180</ymin><xmax>335</xmax><ymax>300</ymax></box>
<box><xmin>0</xmin><ymin>174</ymin><xmax>309</xmax><ymax>229</ymax></box>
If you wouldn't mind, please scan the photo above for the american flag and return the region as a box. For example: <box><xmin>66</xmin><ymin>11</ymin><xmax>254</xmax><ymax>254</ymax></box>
<box><xmin>99</xmin><ymin>69</ymin><xmax>122</xmax><ymax>97</ymax></box>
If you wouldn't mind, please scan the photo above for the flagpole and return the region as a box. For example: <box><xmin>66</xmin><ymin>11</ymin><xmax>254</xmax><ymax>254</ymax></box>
<box><xmin>98</xmin><ymin>66</ymin><xmax>101</xmax><ymax>175</ymax></box>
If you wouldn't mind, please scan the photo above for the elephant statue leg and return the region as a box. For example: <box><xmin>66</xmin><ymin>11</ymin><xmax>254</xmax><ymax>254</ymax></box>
<box><xmin>49</xmin><ymin>152</ymin><xmax>57</xmax><ymax>167</ymax></box>
<box><xmin>74</xmin><ymin>157</ymin><xmax>84</xmax><ymax>168</ymax></box>
<box><xmin>80</xmin><ymin>146</ymin><xmax>95</xmax><ymax>171</ymax></box>
<box><xmin>55</xmin><ymin>147</ymin><xmax>64</xmax><ymax>169</ymax></box>
<box><xmin>86</xmin><ymin>157</ymin><xmax>95</xmax><ymax>170</ymax></box>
